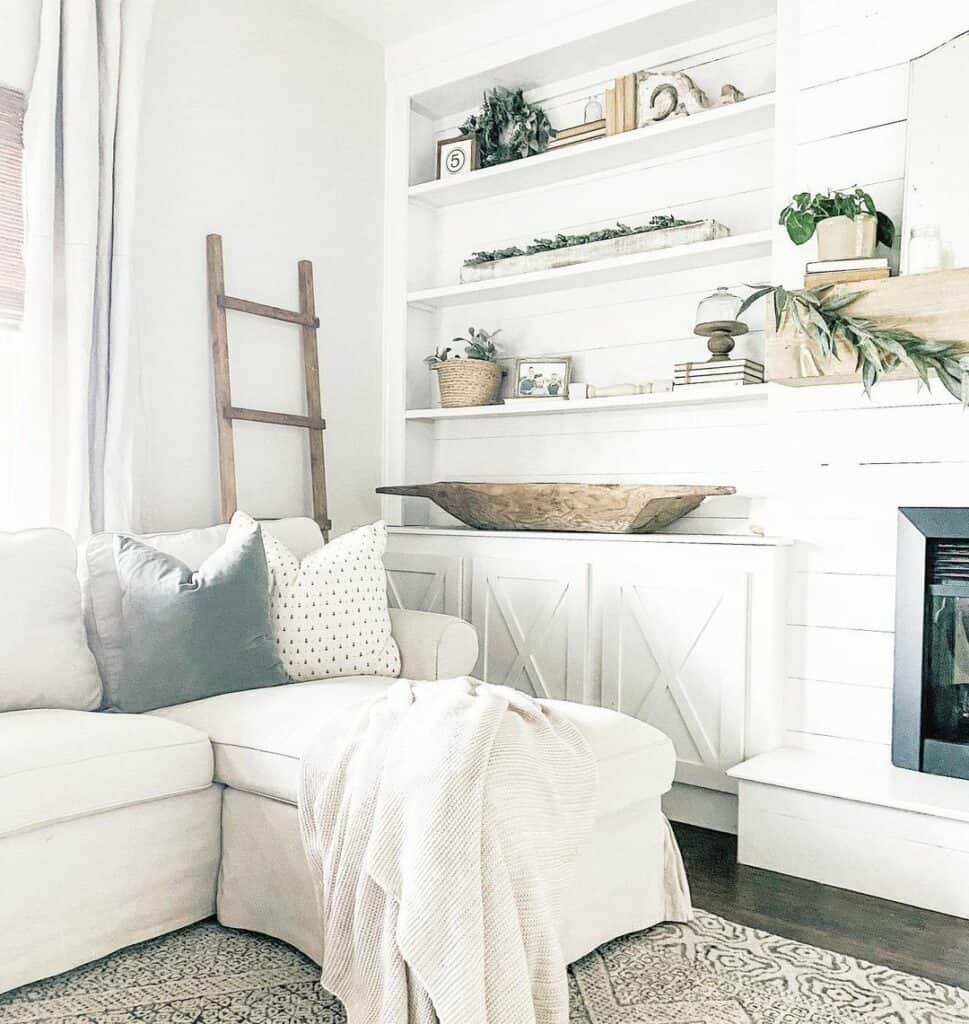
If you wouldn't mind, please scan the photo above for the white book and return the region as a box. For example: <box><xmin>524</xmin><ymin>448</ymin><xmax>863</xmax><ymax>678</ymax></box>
<box><xmin>805</xmin><ymin>257</ymin><xmax>889</xmax><ymax>273</ymax></box>
<box><xmin>675</xmin><ymin>369</ymin><xmax>764</xmax><ymax>379</ymax></box>
<box><xmin>674</xmin><ymin>380</ymin><xmax>761</xmax><ymax>392</ymax></box>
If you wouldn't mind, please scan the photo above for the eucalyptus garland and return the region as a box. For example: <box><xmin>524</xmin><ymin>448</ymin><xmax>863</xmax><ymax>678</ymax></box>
<box><xmin>464</xmin><ymin>215</ymin><xmax>693</xmax><ymax>267</ymax></box>
<box><xmin>740</xmin><ymin>283</ymin><xmax>968</xmax><ymax>402</ymax></box>
<box><xmin>460</xmin><ymin>87</ymin><xmax>554</xmax><ymax>168</ymax></box>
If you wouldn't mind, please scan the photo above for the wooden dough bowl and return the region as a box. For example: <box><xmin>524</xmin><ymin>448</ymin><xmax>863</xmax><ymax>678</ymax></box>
<box><xmin>377</xmin><ymin>482</ymin><xmax>736</xmax><ymax>534</ymax></box>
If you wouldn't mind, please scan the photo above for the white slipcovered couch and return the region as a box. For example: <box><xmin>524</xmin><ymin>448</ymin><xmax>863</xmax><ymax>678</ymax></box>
<box><xmin>0</xmin><ymin>517</ymin><xmax>680</xmax><ymax>995</ymax></box>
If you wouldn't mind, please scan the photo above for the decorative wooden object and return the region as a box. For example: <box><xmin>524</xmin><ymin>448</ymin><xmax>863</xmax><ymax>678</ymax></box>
<box><xmin>767</xmin><ymin>268</ymin><xmax>969</xmax><ymax>387</ymax></box>
<box><xmin>460</xmin><ymin>219</ymin><xmax>729</xmax><ymax>283</ymax></box>
<box><xmin>376</xmin><ymin>482</ymin><xmax>735</xmax><ymax>534</ymax></box>
<box><xmin>636</xmin><ymin>71</ymin><xmax>709</xmax><ymax>125</ymax></box>
<box><xmin>206</xmin><ymin>233</ymin><xmax>331</xmax><ymax>539</ymax></box>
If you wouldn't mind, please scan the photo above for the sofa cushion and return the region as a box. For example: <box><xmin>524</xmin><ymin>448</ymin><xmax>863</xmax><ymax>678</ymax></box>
<box><xmin>82</xmin><ymin>517</ymin><xmax>322</xmax><ymax>710</ymax></box>
<box><xmin>0</xmin><ymin>709</ymin><xmax>214</xmax><ymax>838</ymax></box>
<box><xmin>0</xmin><ymin>529</ymin><xmax>102</xmax><ymax>712</ymax></box>
<box><xmin>113</xmin><ymin>522</ymin><xmax>289</xmax><ymax>713</ymax></box>
<box><xmin>150</xmin><ymin>680</ymin><xmax>676</xmax><ymax>819</ymax></box>
<box><xmin>230</xmin><ymin>513</ymin><xmax>400</xmax><ymax>683</ymax></box>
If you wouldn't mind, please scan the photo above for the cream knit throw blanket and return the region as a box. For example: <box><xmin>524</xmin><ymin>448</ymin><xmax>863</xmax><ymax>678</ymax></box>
<box><xmin>298</xmin><ymin>677</ymin><xmax>598</xmax><ymax>1024</ymax></box>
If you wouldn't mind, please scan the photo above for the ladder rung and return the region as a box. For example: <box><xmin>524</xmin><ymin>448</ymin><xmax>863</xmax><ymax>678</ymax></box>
<box><xmin>227</xmin><ymin>406</ymin><xmax>326</xmax><ymax>430</ymax></box>
<box><xmin>219</xmin><ymin>294</ymin><xmax>320</xmax><ymax>328</ymax></box>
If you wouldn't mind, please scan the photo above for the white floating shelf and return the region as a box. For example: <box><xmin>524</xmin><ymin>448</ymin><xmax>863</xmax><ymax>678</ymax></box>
<box><xmin>407</xmin><ymin>231</ymin><xmax>773</xmax><ymax>309</ymax></box>
<box><xmin>409</xmin><ymin>95</ymin><xmax>774</xmax><ymax>208</ymax></box>
<box><xmin>389</xmin><ymin>526</ymin><xmax>791</xmax><ymax>547</ymax></box>
<box><xmin>405</xmin><ymin>384</ymin><xmax>770</xmax><ymax>421</ymax></box>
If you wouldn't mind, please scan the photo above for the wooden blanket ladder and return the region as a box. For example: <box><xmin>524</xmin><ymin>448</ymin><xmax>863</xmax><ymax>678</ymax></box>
<box><xmin>206</xmin><ymin>233</ymin><xmax>330</xmax><ymax>540</ymax></box>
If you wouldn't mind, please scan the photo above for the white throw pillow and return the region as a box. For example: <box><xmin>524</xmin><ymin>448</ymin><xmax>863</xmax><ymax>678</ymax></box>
<box><xmin>0</xmin><ymin>529</ymin><xmax>103</xmax><ymax>711</ymax></box>
<box><xmin>230</xmin><ymin>512</ymin><xmax>400</xmax><ymax>683</ymax></box>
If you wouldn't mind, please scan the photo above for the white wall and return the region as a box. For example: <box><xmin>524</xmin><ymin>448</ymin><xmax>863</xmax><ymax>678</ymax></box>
<box><xmin>135</xmin><ymin>0</ymin><xmax>385</xmax><ymax>535</ymax></box>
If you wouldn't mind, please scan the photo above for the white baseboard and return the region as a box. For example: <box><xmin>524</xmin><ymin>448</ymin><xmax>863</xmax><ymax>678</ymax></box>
<box><xmin>663</xmin><ymin>783</ymin><xmax>737</xmax><ymax>834</ymax></box>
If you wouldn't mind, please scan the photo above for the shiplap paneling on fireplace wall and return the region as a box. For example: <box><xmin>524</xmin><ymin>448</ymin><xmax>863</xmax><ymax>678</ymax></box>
<box><xmin>774</xmin><ymin>0</ymin><xmax>969</xmax><ymax>762</ymax></box>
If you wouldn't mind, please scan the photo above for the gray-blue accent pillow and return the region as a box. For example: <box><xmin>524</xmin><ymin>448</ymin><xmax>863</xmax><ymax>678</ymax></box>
<box><xmin>113</xmin><ymin>521</ymin><xmax>289</xmax><ymax>712</ymax></box>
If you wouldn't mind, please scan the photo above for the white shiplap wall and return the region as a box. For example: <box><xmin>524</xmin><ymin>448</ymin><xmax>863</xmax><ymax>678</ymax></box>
<box><xmin>390</xmin><ymin>0</ymin><xmax>969</xmax><ymax>770</ymax></box>
<box><xmin>774</xmin><ymin>0</ymin><xmax>969</xmax><ymax>763</ymax></box>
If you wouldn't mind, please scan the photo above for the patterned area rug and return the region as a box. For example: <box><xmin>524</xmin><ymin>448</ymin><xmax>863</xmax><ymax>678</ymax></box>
<box><xmin>2</xmin><ymin>911</ymin><xmax>967</xmax><ymax>1023</ymax></box>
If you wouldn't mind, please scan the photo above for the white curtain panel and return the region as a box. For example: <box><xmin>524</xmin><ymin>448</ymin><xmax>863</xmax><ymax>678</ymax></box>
<box><xmin>13</xmin><ymin>0</ymin><xmax>154</xmax><ymax>537</ymax></box>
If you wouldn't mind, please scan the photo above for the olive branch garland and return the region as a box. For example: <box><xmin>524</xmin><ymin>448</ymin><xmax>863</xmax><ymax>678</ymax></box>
<box><xmin>739</xmin><ymin>283</ymin><xmax>969</xmax><ymax>404</ymax></box>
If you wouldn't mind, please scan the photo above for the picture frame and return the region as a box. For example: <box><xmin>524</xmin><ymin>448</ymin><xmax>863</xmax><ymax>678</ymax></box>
<box><xmin>436</xmin><ymin>133</ymin><xmax>479</xmax><ymax>179</ymax></box>
<box><xmin>511</xmin><ymin>356</ymin><xmax>573</xmax><ymax>399</ymax></box>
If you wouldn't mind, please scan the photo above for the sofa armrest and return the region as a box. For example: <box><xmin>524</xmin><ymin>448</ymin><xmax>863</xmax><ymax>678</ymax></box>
<box><xmin>389</xmin><ymin>608</ymin><xmax>479</xmax><ymax>681</ymax></box>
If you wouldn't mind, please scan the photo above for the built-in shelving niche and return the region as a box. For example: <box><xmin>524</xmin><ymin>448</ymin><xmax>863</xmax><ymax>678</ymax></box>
<box><xmin>390</xmin><ymin>0</ymin><xmax>780</xmax><ymax>533</ymax></box>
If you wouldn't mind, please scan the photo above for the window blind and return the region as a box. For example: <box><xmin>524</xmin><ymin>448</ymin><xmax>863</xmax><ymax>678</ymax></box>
<box><xmin>0</xmin><ymin>87</ymin><xmax>25</xmax><ymax>324</ymax></box>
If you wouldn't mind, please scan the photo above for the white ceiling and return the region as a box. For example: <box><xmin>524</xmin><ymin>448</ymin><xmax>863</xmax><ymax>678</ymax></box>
<box><xmin>315</xmin><ymin>0</ymin><xmax>501</xmax><ymax>46</ymax></box>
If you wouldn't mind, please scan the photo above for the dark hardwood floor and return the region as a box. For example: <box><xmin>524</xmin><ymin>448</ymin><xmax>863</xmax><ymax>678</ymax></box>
<box><xmin>673</xmin><ymin>822</ymin><xmax>969</xmax><ymax>989</ymax></box>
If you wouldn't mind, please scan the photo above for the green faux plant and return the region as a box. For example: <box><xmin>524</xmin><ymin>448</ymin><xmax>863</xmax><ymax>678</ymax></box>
<box><xmin>464</xmin><ymin>216</ymin><xmax>691</xmax><ymax>266</ymax></box>
<box><xmin>460</xmin><ymin>87</ymin><xmax>554</xmax><ymax>168</ymax></box>
<box><xmin>779</xmin><ymin>188</ymin><xmax>895</xmax><ymax>248</ymax></box>
<box><xmin>739</xmin><ymin>283</ymin><xmax>967</xmax><ymax>401</ymax></box>
<box><xmin>424</xmin><ymin>327</ymin><xmax>501</xmax><ymax>367</ymax></box>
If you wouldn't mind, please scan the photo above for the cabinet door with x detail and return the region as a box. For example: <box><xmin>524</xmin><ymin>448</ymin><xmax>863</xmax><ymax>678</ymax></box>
<box><xmin>601</xmin><ymin>570</ymin><xmax>749</xmax><ymax>793</ymax></box>
<box><xmin>471</xmin><ymin>556</ymin><xmax>591</xmax><ymax>704</ymax></box>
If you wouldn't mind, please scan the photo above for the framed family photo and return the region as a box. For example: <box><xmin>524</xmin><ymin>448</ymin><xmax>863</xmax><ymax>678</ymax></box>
<box><xmin>512</xmin><ymin>357</ymin><xmax>572</xmax><ymax>399</ymax></box>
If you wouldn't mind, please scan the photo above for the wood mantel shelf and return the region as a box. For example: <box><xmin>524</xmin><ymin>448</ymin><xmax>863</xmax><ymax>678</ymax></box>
<box><xmin>768</xmin><ymin>267</ymin><xmax>969</xmax><ymax>387</ymax></box>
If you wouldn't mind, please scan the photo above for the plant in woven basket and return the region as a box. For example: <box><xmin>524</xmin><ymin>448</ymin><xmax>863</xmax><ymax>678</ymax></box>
<box><xmin>739</xmin><ymin>283</ymin><xmax>968</xmax><ymax>402</ymax></box>
<box><xmin>460</xmin><ymin>87</ymin><xmax>554</xmax><ymax>168</ymax></box>
<box><xmin>425</xmin><ymin>328</ymin><xmax>503</xmax><ymax>408</ymax></box>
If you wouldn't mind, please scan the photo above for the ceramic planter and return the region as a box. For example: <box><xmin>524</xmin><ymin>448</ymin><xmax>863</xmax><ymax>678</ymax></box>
<box><xmin>815</xmin><ymin>213</ymin><xmax>877</xmax><ymax>260</ymax></box>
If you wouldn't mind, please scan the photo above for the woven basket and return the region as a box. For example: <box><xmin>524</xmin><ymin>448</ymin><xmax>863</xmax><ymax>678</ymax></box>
<box><xmin>434</xmin><ymin>359</ymin><xmax>502</xmax><ymax>408</ymax></box>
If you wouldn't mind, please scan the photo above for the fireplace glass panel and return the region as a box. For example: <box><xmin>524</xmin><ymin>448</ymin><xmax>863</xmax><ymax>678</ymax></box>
<box><xmin>926</xmin><ymin>584</ymin><xmax>969</xmax><ymax>744</ymax></box>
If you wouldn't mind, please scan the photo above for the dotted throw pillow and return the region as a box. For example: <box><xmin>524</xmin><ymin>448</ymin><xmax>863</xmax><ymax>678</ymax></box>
<box><xmin>230</xmin><ymin>513</ymin><xmax>400</xmax><ymax>683</ymax></box>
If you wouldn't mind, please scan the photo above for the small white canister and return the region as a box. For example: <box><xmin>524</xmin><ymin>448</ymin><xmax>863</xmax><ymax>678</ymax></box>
<box><xmin>907</xmin><ymin>225</ymin><xmax>943</xmax><ymax>274</ymax></box>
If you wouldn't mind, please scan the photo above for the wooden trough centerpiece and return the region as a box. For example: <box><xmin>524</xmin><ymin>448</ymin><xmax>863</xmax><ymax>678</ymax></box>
<box><xmin>376</xmin><ymin>482</ymin><xmax>736</xmax><ymax>534</ymax></box>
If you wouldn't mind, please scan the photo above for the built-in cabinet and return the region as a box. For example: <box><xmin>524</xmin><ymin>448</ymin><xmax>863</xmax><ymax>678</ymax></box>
<box><xmin>386</xmin><ymin>527</ymin><xmax>789</xmax><ymax>831</ymax></box>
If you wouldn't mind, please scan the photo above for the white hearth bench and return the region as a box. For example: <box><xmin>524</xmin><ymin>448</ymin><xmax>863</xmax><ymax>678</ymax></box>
<box><xmin>729</xmin><ymin>748</ymin><xmax>969</xmax><ymax>918</ymax></box>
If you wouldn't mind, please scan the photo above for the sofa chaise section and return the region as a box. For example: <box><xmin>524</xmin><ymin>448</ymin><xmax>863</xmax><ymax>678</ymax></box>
<box><xmin>153</xmin><ymin>680</ymin><xmax>679</xmax><ymax>967</ymax></box>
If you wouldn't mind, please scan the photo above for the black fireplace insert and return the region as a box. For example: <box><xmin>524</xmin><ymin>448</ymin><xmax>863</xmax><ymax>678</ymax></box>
<box><xmin>893</xmin><ymin>507</ymin><xmax>969</xmax><ymax>780</ymax></box>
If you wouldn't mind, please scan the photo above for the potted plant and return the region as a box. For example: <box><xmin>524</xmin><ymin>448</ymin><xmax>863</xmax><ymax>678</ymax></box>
<box><xmin>460</xmin><ymin>87</ymin><xmax>554</xmax><ymax>168</ymax></box>
<box><xmin>425</xmin><ymin>327</ymin><xmax>503</xmax><ymax>408</ymax></box>
<box><xmin>779</xmin><ymin>188</ymin><xmax>895</xmax><ymax>260</ymax></box>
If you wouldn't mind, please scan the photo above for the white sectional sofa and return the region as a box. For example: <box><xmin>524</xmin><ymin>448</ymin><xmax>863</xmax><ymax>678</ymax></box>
<box><xmin>0</xmin><ymin>517</ymin><xmax>681</xmax><ymax>995</ymax></box>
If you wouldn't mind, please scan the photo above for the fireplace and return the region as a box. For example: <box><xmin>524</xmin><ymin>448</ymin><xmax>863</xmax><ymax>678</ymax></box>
<box><xmin>893</xmin><ymin>507</ymin><xmax>969</xmax><ymax>780</ymax></box>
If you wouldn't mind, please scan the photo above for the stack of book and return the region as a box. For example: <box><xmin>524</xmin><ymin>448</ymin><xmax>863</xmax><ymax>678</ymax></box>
<box><xmin>674</xmin><ymin>358</ymin><xmax>765</xmax><ymax>389</ymax></box>
<box><xmin>605</xmin><ymin>73</ymin><xmax>637</xmax><ymax>135</ymax></box>
<box><xmin>547</xmin><ymin>119</ymin><xmax>607</xmax><ymax>150</ymax></box>
<box><xmin>804</xmin><ymin>257</ymin><xmax>890</xmax><ymax>288</ymax></box>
